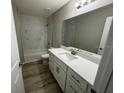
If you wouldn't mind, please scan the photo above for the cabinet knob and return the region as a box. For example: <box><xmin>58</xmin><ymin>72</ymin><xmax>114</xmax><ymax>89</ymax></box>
<box><xmin>70</xmin><ymin>85</ymin><xmax>77</xmax><ymax>93</ymax></box>
<box><xmin>99</xmin><ymin>48</ymin><xmax>103</xmax><ymax>50</ymax></box>
<box><xmin>56</xmin><ymin>66</ymin><xmax>60</xmax><ymax>73</ymax></box>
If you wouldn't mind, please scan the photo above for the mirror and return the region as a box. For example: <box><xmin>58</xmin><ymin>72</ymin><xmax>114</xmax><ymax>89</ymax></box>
<box><xmin>62</xmin><ymin>6</ymin><xmax>113</xmax><ymax>55</ymax></box>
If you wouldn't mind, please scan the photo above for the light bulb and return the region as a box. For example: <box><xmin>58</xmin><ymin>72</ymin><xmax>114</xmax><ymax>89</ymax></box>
<box><xmin>75</xmin><ymin>0</ymin><xmax>83</xmax><ymax>9</ymax></box>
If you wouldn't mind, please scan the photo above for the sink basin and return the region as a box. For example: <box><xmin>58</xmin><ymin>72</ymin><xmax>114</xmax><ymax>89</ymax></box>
<box><xmin>58</xmin><ymin>52</ymin><xmax>77</xmax><ymax>61</ymax></box>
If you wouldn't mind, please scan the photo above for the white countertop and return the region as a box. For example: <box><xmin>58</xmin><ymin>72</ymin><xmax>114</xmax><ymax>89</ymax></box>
<box><xmin>49</xmin><ymin>48</ymin><xmax>99</xmax><ymax>85</ymax></box>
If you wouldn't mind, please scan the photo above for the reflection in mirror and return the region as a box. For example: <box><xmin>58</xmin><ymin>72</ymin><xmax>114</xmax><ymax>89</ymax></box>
<box><xmin>62</xmin><ymin>5</ymin><xmax>113</xmax><ymax>55</ymax></box>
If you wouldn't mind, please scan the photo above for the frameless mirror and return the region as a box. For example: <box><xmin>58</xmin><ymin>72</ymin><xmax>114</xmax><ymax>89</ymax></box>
<box><xmin>62</xmin><ymin>6</ymin><xmax>113</xmax><ymax>55</ymax></box>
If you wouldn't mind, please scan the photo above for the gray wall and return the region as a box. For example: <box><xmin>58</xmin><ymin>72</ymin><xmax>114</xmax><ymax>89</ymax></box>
<box><xmin>48</xmin><ymin>0</ymin><xmax>112</xmax><ymax>47</ymax></box>
<box><xmin>63</xmin><ymin>5</ymin><xmax>112</xmax><ymax>53</ymax></box>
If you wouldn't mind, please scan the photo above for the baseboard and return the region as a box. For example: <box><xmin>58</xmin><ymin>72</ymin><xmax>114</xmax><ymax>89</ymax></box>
<box><xmin>24</xmin><ymin>49</ymin><xmax>47</xmax><ymax>63</ymax></box>
<box><xmin>24</xmin><ymin>58</ymin><xmax>41</xmax><ymax>64</ymax></box>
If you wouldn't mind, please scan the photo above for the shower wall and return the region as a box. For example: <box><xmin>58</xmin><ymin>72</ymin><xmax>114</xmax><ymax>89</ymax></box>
<box><xmin>20</xmin><ymin>14</ymin><xmax>48</xmax><ymax>63</ymax></box>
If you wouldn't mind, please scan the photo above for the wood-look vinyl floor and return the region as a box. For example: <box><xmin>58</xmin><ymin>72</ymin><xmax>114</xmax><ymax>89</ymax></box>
<box><xmin>22</xmin><ymin>61</ymin><xmax>63</xmax><ymax>93</ymax></box>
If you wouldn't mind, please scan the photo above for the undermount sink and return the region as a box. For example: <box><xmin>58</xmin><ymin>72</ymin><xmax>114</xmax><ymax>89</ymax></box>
<box><xmin>58</xmin><ymin>52</ymin><xmax>77</xmax><ymax>61</ymax></box>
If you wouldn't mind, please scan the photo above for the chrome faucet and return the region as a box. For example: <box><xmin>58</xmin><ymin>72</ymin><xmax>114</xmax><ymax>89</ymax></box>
<box><xmin>70</xmin><ymin>48</ymin><xmax>80</xmax><ymax>55</ymax></box>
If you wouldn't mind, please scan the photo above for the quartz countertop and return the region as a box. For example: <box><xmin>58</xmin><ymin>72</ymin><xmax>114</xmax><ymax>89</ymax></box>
<box><xmin>49</xmin><ymin>48</ymin><xmax>99</xmax><ymax>85</ymax></box>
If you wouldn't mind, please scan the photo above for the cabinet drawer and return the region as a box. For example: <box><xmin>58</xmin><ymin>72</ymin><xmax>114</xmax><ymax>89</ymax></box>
<box><xmin>54</xmin><ymin>56</ymin><xmax>67</xmax><ymax>72</ymax></box>
<box><xmin>54</xmin><ymin>62</ymin><xmax>66</xmax><ymax>91</ymax></box>
<box><xmin>65</xmin><ymin>76</ymin><xmax>83</xmax><ymax>93</ymax></box>
<box><xmin>68</xmin><ymin>68</ymin><xmax>87</xmax><ymax>91</ymax></box>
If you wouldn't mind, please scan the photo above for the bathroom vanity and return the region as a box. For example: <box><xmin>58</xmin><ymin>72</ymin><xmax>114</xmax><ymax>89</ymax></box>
<box><xmin>48</xmin><ymin>48</ymin><xmax>100</xmax><ymax>93</ymax></box>
<box><xmin>48</xmin><ymin>8</ymin><xmax>112</xmax><ymax>93</ymax></box>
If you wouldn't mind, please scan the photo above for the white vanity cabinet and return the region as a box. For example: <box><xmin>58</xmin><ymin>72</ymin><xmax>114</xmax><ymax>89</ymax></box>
<box><xmin>65</xmin><ymin>76</ymin><xmax>83</xmax><ymax>93</ymax></box>
<box><xmin>49</xmin><ymin>52</ymin><xmax>67</xmax><ymax>91</ymax></box>
<box><xmin>48</xmin><ymin>50</ymin><xmax>93</xmax><ymax>93</ymax></box>
<box><xmin>65</xmin><ymin>68</ymin><xmax>88</xmax><ymax>93</ymax></box>
<box><xmin>54</xmin><ymin>62</ymin><xmax>66</xmax><ymax>91</ymax></box>
<box><xmin>49</xmin><ymin>53</ymin><xmax>55</xmax><ymax>75</ymax></box>
<box><xmin>67</xmin><ymin>68</ymin><xmax>88</xmax><ymax>91</ymax></box>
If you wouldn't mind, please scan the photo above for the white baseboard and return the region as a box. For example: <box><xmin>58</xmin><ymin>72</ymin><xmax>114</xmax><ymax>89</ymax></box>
<box><xmin>24</xmin><ymin>58</ymin><xmax>41</xmax><ymax>64</ymax></box>
<box><xmin>24</xmin><ymin>49</ymin><xmax>47</xmax><ymax>63</ymax></box>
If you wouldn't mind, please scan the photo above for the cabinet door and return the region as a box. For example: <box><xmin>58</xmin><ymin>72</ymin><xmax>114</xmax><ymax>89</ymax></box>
<box><xmin>49</xmin><ymin>53</ymin><xmax>55</xmax><ymax>75</ymax></box>
<box><xmin>65</xmin><ymin>76</ymin><xmax>84</xmax><ymax>93</ymax></box>
<box><xmin>68</xmin><ymin>68</ymin><xmax>87</xmax><ymax>91</ymax></box>
<box><xmin>49</xmin><ymin>59</ymin><xmax>54</xmax><ymax>75</ymax></box>
<box><xmin>54</xmin><ymin>62</ymin><xmax>66</xmax><ymax>91</ymax></box>
<box><xmin>54</xmin><ymin>56</ymin><xmax>67</xmax><ymax>72</ymax></box>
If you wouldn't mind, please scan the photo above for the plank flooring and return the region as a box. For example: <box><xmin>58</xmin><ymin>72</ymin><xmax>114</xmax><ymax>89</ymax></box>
<box><xmin>22</xmin><ymin>61</ymin><xmax>63</xmax><ymax>93</ymax></box>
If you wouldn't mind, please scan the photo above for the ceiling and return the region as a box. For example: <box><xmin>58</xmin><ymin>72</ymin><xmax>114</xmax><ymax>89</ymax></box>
<box><xmin>12</xmin><ymin>0</ymin><xmax>70</xmax><ymax>17</ymax></box>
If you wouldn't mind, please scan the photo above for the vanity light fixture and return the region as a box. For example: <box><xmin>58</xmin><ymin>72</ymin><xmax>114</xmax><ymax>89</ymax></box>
<box><xmin>75</xmin><ymin>0</ymin><xmax>83</xmax><ymax>9</ymax></box>
<box><xmin>44</xmin><ymin>8</ymin><xmax>51</xmax><ymax>11</ymax></box>
<box><xmin>75</xmin><ymin>0</ymin><xmax>96</xmax><ymax>9</ymax></box>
